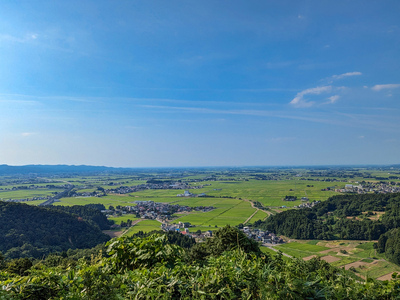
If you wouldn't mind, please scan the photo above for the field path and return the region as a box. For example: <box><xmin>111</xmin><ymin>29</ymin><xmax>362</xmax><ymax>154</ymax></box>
<box><xmin>264</xmin><ymin>245</ymin><xmax>292</xmax><ymax>258</ymax></box>
<box><xmin>244</xmin><ymin>208</ymin><xmax>259</xmax><ymax>224</ymax></box>
<box><xmin>243</xmin><ymin>198</ymin><xmax>273</xmax><ymax>217</ymax></box>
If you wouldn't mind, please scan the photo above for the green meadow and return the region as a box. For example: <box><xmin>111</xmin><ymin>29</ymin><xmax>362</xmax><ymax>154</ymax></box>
<box><xmin>0</xmin><ymin>189</ymin><xmax>60</xmax><ymax>200</ymax></box>
<box><xmin>172</xmin><ymin>199</ymin><xmax>256</xmax><ymax>227</ymax></box>
<box><xmin>54</xmin><ymin>195</ymin><xmax>137</xmax><ymax>207</ymax></box>
<box><xmin>125</xmin><ymin>220</ymin><xmax>162</xmax><ymax>235</ymax></box>
<box><xmin>108</xmin><ymin>215</ymin><xmax>139</xmax><ymax>225</ymax></box>
<box><xmin>246</xmin><ymin>209</ymin><xmax>269</xmax><ymax>224</ymax></box>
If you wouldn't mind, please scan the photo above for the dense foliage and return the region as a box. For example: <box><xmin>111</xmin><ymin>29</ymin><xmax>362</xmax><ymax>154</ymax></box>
<box><xmin>189</xmin><ymin>225</ymin><xmax>261</xmax><ymax>261</ymax></box>
<box><xmin>377</xmin><ymin>228</ymin><xmax>400</xmax><ymax>266</ymax></box>
<box><xmin>255</xmin><ymin>193</ymin><xmax>400</xmax><ymax>264</ymax></box>
<box><xmin>1</xmin><ymin>226</ymin><xmax>400</xmax><ymax>299</ymax></box>
<box><xmin>0</xmin><ymin>202</ymin><xmax>110</xmax><ymax>259</ymax></box>
<box><xmin>48</xmin><ymin>204</ymin><xmax>112</xmax><ymax>230</ymax></box>
<box><xmin>132</xmin><ymin>230</ymin><xmax>196</xmax><ymax>249</ymax></box>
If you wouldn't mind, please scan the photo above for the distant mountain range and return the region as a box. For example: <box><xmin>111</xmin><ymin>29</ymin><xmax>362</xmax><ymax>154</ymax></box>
<box><xmin>0</xmin><ymin>164</ymin><xmax>133</xmax><ymax>175</ymax></box>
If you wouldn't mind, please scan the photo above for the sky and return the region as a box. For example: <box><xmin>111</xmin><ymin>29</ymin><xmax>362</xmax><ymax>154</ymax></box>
<box><xmin>0</xmin><ymin>1</ymin><xmax>399</xmax><ymax>167</ymax></box>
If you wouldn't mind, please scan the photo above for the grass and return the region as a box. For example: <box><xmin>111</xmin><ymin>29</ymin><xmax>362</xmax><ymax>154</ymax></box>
<box><xmin>360</xmin><ymin>260</ymin><xmax>400</xmax><ymax>278</ymax></box>
<box><xmin>330</xmin><ymin>257</ymin><xmax>359</xmax><ymax>267</ymax></box>
<box><xmin>173</xmin><ymin>199</ymin><xmax>256</xmax><ymax>227</ymax></box>
<box><xmin>277</xmin><ymin>242</ymin><xmax>328</xmax><ymax>252</ymax></box>
<box><xmin>260</xmin><ymin>247</ymin><xmax>291</xmax><ymax>261</ymax></box>
<box><xmin>307</xmin><ymin>240</ymin><xmax>320</xmax><ymax>245</ymax></box>
<box><xmin>125</xmin><ymin>220</ymin><xmax>162</xmax><ymax>235</ymax></box>
<box><xmin>108</xmin><ymin>215</ymin><xmax>139</xmax><ymax>225</ymax></box>
<box><xmin>246</xmin><ymin>209</ymin><xmax>269</xmax><ymax>224</ymax></box>
<box><xmin>0</xmin><ymin>189</ymin><xmax>59</xmax><ymax>200</ymax></box>
<box><xmin>53</xmin><ymin>195</ymin><xmax>136</xmax><ymax>207</ymax></box>
<box><xmin>272</xmin><ymin>242</ymin><xmax>329</xmax><ymax>259</ymax></box>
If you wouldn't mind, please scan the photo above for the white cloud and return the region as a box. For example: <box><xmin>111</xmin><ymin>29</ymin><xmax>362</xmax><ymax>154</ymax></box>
<box><xmin>371</xmin><ymin>84</ymin><xmax>400</xmax><ymax>91</ymax></box>
<box><xmin>327</xmin><ymin>95</ymin><xmax>340</xmax><ymax>104</ymax></box>
<box><xmin>290</xmin><ymin>86</ymin><xmax>332</xmax><ymax>107</ymax></box>
<box><xmin>332</xmin><ymin>71</ymin><xmax>362</xmax><ymax>80</ymax></box>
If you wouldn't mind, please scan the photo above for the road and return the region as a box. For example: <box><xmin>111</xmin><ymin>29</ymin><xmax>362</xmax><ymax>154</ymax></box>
<box><xmin>262</xmin><ymin>244</ymin><xmax>292</xmax><ymax>258</ymax></box>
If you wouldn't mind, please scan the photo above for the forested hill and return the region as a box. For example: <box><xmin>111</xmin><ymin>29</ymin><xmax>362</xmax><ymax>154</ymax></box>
<box><xmin>255</xmin><ymin>193</ymin><xmax>400</xmax><ymax>265</ymax></box>
<box><xmin>47</xmin><ymin>204</ymin><xmax>112</xmax><ymax>230</ymax></box>
<box><xmin>0</xmin><ymin>201</ymin><xmax>110</xmax><ymax>259</ymax></box>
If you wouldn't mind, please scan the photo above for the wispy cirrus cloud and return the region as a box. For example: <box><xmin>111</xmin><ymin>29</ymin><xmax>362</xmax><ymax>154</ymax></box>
<box><xmin>326</xmin><ymin>95</ymin><xmax>340</xmax><ymax>104</ymax></box>
<box><xmin>0</xmin><ymin>33</ymin><xmax>39</xmax><ymax>44</ymax></box>
<box><xmin>290</xmin><ymin>86</ymin><xmax>332</xmax><ymax>107</ymax></box>
<box><xmin>332</xmin><ymin>71</ymin><xmax>362</xmax><ymax>80</ymax></box>
<box><xmin>371</xmin><ymin>84</ymin><xmax>400</xmax><ymax>91</ymax></box>
<box><xmin>138</xmin><ymin>104</ymin><xmax>398</xmax><ymax>132</ymax></box>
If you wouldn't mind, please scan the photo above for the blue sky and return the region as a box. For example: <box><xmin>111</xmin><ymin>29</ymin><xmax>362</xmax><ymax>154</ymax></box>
<box><xmin>0</xmin><ymin>1</ymin><xmax>399</xmax><ymax>167</ymax></box>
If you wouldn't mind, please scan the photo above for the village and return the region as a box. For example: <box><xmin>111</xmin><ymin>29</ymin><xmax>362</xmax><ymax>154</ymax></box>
<box><xmin>335</xmin><ymin>182</ymin><xmax>400</xmax><ymax>194</ymax></box>
<box><xmin>160</xmin><ymin>221</ymin><xmax>285</xmax><ymax>245</ymax></box>
<box><xmin>105</xmin><ymin>200</ymin><xmax>215</xmax><ymax>223</ymax></box>
<box><xmin>106</xmin><ymin>181</ymin><xmax>204</xmax><ymax>195</ymax></box>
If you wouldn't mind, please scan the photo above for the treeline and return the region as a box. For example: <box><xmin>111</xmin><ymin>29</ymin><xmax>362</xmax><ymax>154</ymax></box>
<box><xmin>254</xmin><ymin>193</ymin><xmax>400</xmax><ymax>264</ymax></box>
<box><xmin>1</xmin><ymin>226</ymin><xmax>399</xmax><ymax>299</ymax></box>
<box><xmin>0</xmin><ymin>202</ymin><xmax>110</xmax><ymax>259</ymax></box>
<box><xmin>131</xmin><ymin>230</ymin><xmax>196</xmax><ymax>249</ymax></box>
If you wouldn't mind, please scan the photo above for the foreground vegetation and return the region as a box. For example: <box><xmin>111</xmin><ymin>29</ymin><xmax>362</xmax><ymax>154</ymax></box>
<box><xmin>1</xmin><ymin>227</ymin><xmax>400</xmax><ymax>299</ymax></box>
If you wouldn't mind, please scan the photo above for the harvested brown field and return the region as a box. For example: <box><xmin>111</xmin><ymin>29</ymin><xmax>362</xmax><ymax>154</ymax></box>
<box><xmin>377</xmin><ymin>272</ymin><xmax>394</xmax><ymax>281</ymax></box>
<box><xmin>321</xmin><ymin>255</ymin><xmax>341</xmax><ymax>263</ymax></box>
<box><xmin>103</xmin><ymin>230</ymin><xmax>124</xmax><ymax>238</ymax></box>
<box><xmin>303</xmin><ymin>255</ymin><xmax>317</xmax><ymax>261</ymax></box>
<box><xmin>320</xmin><ymin>247</ymin><xmax>353</xmax><ymax>254</ymax></box>
<box><xmin>362</xmin><ymin>211</ymin><xmax>385</xmax><ymax>221</ymax></box>
<box><xmin>343</xmin><ymin>260</ymin><xmax>369</xmax><ymax>270</ymax></box>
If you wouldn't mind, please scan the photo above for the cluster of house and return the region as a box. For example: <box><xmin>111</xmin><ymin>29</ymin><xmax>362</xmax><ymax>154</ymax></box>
<box><xmin>106</xmin><ymin>182</ymin><xmax>204</xmax><ymax>195</ymax></box>
<box><xmin>114</xmin><ymin>201</ymin><xmax>214</xmax><ymax>221</ymax></box>
<box><xmin>161</xmin><ymin>222</ymin><xmax>213</xmax><ymax>238</ymax></box>
<box><xmin>295</xmin><ymin>200</ymin><xmax>321</xmax><ymax>209</ymax></box>
<box><xmin>159</xmin><ymin>222</ymin><xmax>283</xmax><ymax>244</ymax></box>
<box><xmin>176</xmin><ymin>190</ymin><xmax>207</xmax><ymax>197</ymax></box>
<box><xmin>335</xmin><ymin>182</ymin><xmax>400</xmax><ymax>194</ymax></box>
<box><xmin>241</xmin><ymin>227</ymin><xmax>284</xmax><ymax>244</ymax></box>
<box><xmin>283</xmin><ymin>196</ymin><xmax>310</xmax><ymax>202</ymax></box>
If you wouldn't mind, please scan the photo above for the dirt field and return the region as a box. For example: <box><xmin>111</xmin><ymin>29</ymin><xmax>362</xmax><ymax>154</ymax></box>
<box><xmin>103</xmin><ymin>230</ymin><xmax>124</xmax><ymax>238</ymax></box>
<box><xmin>320</xmin><ymin>247</ymin><xmax>353</xmax><ymax>254</ymax></box>
<box><xmin>362</xmin><ymin>211</ymin><xmax>385</xmax><ymax>221</ymax></box>
<box><xmin>303</xmin><ymin>255</ymin><xmax>317</xmax><ymax>261</ymax></box>
<box><xmin>377</xmin><ymin>272</ymin><xmax>395</xmax><ymax>281</ymax></box>
<box><xmin>321</xmin><ymin>255</ymin><xmax>341</xmax><ymax>263</ymax></box>
<box><xmin>343</xmin><ymin>260</ymin><xmax>369</xmax><ymax>270</ymax></box>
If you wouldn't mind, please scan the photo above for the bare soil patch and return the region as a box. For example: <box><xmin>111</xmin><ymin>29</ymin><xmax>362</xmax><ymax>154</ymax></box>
<box><xmin>362</xmin><ymin>211</ymin><xmax>385</xmax><ymax>221</ymax></box>
<box><xmin>346</xmin><ymin>216</ymin><xmax>361</xmax><ymax>221</ymax></box>
<box><xmin>320</xmin><ymin>247</ymin><xmax>353</xmax><ymax>254</ymax></box>
<box><xmin>343</xmin><ymin>260</ymin><xmax>368</xmax><ymax>270</ymax></box>
<box><xmin>303</xmin><ymin>255</ymin><xmax>317</xmax><ymax>261</ymax></box>
<box><xmin>103</xmin><ymin>230</ymin><xmax>124</xmax><ymax>238</ymax></box>
<box><xmin>321</xmin><ymin>255</ymin><xmax>341</xmax><ymax>263</ymax></box>
<box><xmin>377</xmin><ymin>272</ymin><xmax>394</xmax><ymax>281</ymax></box>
